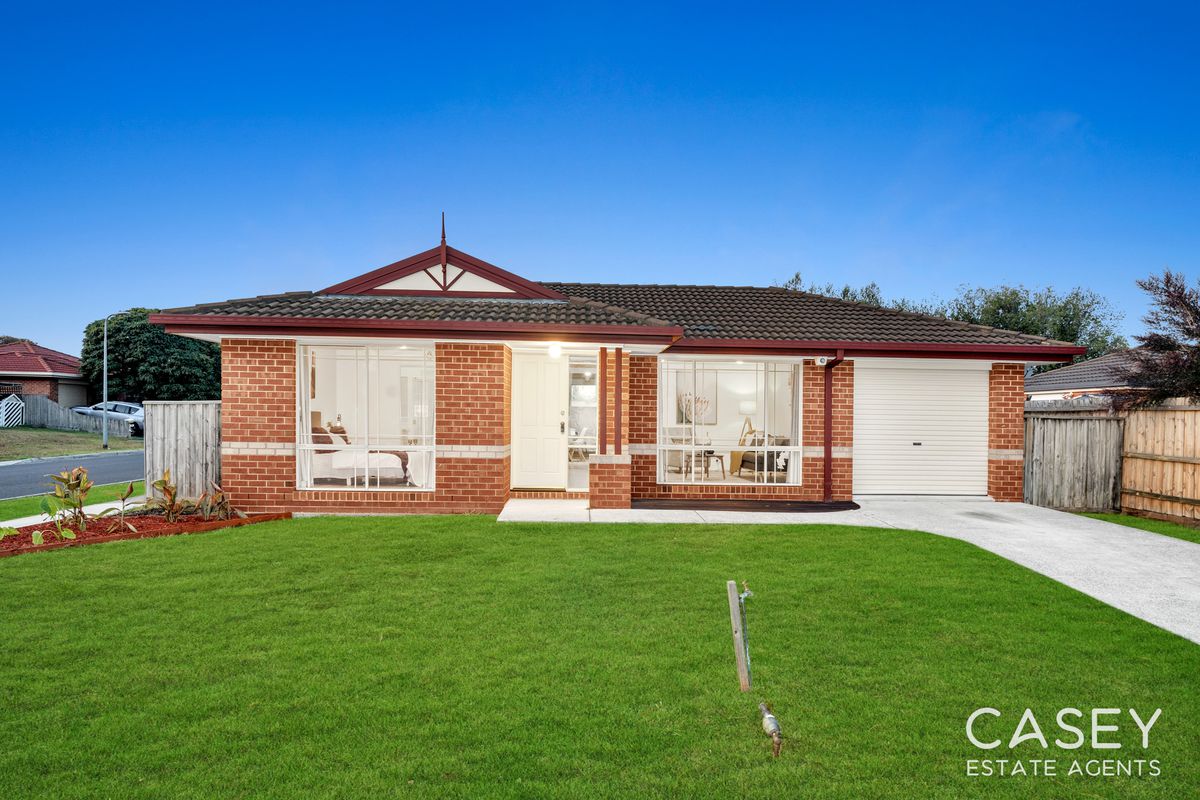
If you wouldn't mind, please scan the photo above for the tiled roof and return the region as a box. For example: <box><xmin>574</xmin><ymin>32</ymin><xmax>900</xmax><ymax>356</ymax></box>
<box><xmin>1025</xmin><ymin>350</ymin><xmax>1150</xmax><ymax>392</ymax></box>
<box><xmin>159</xmin><ymin>281</ymin><xmax>1076</xmax><ymax>348</ymax></box>
<box><xmin>544</xmin><ymin>283</ymin><xmax>1070</xmax><ymax>346</ymax></box>
<box><xmin>160</xmin><ymin>292</ymin><xmax>675</xmax><ymax>328</ymax></box>
<box><xmin>0</xmin><ymin>341</ymin><xmax>82</xmax><ymax>376</ymax></box>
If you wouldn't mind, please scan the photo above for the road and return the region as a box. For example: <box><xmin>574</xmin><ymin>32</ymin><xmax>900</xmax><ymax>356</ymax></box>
<box><xmin>0</xmin><ymin>451</ymin><xmax>145</xmax><ymax>499</ymax></box>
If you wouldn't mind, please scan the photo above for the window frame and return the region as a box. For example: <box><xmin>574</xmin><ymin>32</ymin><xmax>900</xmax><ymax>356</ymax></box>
<box><xmin>295</xmin><ymin>343</ymin><xmax>437</xmax><ymax>492</ymax></box>
<box><xmin>655</xmin><ymin>356</ymin><xmax>804</xmax><ymax>487</ymax></box>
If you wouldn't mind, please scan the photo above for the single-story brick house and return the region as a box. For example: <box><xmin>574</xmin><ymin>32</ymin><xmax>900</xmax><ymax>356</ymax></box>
<box><xmin>151</xmin><ymin>238</ymin><xmax>1083</xmax><ymax>514</ymax></box>
<box><xmin>0</xmin><ymin>341</ymin><xmax>89</xmax><ymax>407</ymax></box>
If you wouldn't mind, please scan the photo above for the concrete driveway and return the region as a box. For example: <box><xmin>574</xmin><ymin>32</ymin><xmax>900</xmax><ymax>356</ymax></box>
<box><xmin>499</xmin><ymin>496</ymin><xmax>1200</xmax><ymax>644</ymax></box>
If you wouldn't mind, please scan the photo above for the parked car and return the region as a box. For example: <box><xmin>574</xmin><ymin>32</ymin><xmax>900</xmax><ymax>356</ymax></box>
<box><xmin>71</xmin><ymin>401</ymin><xmax>145</xmax><ymax>436</ymax></box>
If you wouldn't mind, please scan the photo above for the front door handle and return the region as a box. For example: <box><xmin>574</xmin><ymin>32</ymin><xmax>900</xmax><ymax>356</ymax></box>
<box><xmin>561</xmin><ymin>421</ymin><xmax>566</xmax><ymax>433</ymax></box>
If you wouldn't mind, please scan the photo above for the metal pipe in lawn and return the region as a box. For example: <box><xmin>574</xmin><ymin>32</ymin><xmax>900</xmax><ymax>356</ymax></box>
<box><xmin>760</xmin><ymin>703</ymin><xmax>782</xmax><ymax>757</ymax></box>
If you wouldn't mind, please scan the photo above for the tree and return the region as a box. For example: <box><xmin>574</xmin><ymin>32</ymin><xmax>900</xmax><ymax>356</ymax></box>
<box><xmin>0</xmin><ymin>335</ymin><xmax>33</xmax><ymax>346</ymax></box>
<box><xmin>775</xmin><ymin>271</ymin><xmax>886</xmax><ymax>306</ymax></box>
<box><xmin>936</xmin><ymin>285</ymin><xmax>1128</xmax><ymax>362</ymax></box>
<box><xmin>80</xmin><ymin>308</ymin><xmax>221</xmax><ymax>401</ymax></box>
<box><xmin>1117</xmin><ymin>270</ymin><xmax>1200</xmax><ymax>407</ymax></box>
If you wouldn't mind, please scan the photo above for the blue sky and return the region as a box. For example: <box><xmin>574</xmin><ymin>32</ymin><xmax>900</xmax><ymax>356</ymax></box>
<box><xmin>2</xmin><ymin>2</ymin><xmax>1197</xmax><ymax>355</ymax></box>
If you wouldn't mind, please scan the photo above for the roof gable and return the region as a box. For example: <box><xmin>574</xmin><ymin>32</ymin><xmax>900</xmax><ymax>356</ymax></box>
<box><xmin>321</xmin><ymin>244</ymin><xmax>565</xmax><ymax>300</ymax></box>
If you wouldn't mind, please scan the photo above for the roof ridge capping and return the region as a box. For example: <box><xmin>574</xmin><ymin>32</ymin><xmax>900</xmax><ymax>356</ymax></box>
<box><xmin>158</xmin><ymin>291</ymin><xmax>316</xmax><ymax>314</ymax></box>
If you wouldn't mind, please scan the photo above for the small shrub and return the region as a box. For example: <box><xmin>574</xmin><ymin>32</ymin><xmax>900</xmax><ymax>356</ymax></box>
<box><xmin>196</xmin><ymin>482</ymin><xmax>244</xmax><ymax>522</ymax></box>
<box><xmin>95</xmin><ymin>481</ymin><xmax>138</xmax><ymax>534</ymax></box>
<box><xmin>144</xmin><ymin>469</ymin><xmax>194</xmax><ymax>523</ymax></box>
<box><xmin>44</xmin><ymin>467</ymin><xmax>94</xmax><ymax>533</ymax></box>
<box><xmin>30</xmin><ymin>507</ymin><xmax>77</xmax><ymax>546</ymax></box>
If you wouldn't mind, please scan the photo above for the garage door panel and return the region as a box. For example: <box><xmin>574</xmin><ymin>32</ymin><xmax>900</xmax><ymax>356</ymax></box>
<box><xmin>853</xmin><ymin>365</ymin><xmax>989</xmax><ymax>495</ymax></box>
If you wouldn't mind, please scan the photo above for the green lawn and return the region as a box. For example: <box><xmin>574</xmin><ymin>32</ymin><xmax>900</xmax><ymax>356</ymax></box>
<box><xmin>0</xmin><ymin>517</ymin><xmax>1196</xmax><ymax>799</ymax></box>
<box><xmin>1082</xmin><ymin>512</ymin><xmax>1200</xmax><ymax>546</ymax></box>
<box><xmin>0</xmin><ymin>480</ymin><xmax>145</xmax><ymax>522</ymax></box>
<box><xmin>0</xmin><ymin>425</ymin><xmax>143</xmax><ymax>461</ymax></box>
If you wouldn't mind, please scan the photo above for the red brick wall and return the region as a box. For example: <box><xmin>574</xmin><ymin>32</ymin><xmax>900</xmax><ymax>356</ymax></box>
<box><xmin>988</xmin><ymin>363</ymin><xmax>1026</xmax><ymax>502</ymax></box>
<box><xmin>436</xmin><ymin>343</ymin><xmax>510</xmax><ymax>446</ymax></box>
<box><xmin>221</xmin><ymin>339</ymin><xmax>297</xmax><ymax>443</ymax></box>
<box><xmin>220</xmin><ymin>339</ymin><xmax>512</xmax><ymax>515</ymax></box>
<box><xmin>13</xmin><ymin>378</ymin><xmax>58</xmax><ymax>402</ymax></box>
<box><xmin>589</xmin><ymin>458</ymin><xmax>632</xmax><ymax>508</ymax></box>
<box><xmin>626</xmin><ymin>356</ymin><xmax>853</xmax><ymax>503</ymax></box>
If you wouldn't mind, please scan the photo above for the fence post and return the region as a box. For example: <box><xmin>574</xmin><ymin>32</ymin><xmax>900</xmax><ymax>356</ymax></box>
<box><xmin>726</xmin><ymin>580</ymin><xmax>751</xmax><ymax>692</ymax></box>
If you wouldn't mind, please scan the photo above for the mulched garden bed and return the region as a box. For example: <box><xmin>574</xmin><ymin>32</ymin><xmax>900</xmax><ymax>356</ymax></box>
<box><xmin>0</xmin><ymin>512</ymin><xmax>291</xmax><ymax>558</ymax></box>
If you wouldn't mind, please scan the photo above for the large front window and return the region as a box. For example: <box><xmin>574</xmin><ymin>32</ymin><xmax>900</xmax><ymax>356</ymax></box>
<box><xmin>297</xmin><ymin>345</ymin><xmax>435</xmax><ymax>490</ymax></box>
<box><xmin>657</xmin><ymin>359</ymin><xmax>802</xmax><ymax>485</ymax></box>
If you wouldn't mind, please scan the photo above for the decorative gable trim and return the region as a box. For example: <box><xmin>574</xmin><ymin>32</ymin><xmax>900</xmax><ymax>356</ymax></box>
<box><xmin>320</xmin><ymin>245</ymin><xmax>566</xmax><ymax>300</ymax></box>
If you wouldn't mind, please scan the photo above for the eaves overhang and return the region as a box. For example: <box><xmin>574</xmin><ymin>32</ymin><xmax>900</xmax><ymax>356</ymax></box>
<box><xmin>664</xmin><ymin>337</ymin><xmax>1087</xmax><ymax>362</ymax></box>
<box><xmin>149</xmin><ymin>313</ymin><xmax>684</xmax><ymax>345</ymax></box>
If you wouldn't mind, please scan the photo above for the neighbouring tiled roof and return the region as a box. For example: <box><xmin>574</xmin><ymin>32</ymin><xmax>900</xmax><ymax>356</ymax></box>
<box><xmin>1025</xmin><ymin>350</ymin><xmax>1150</xmax><ymax>392</ymax></box>
<box><xmin>0</xmin><ymin>341</ymin><xmax>81</xmax><ymax>375</ymax></box>
<box><xmin>159</xmin><ymin>282</ymin><xmax>1076</xmax><ymax>348</ymax></box>
<box><xmin>544</xmin><ymin>283</ymin><xmax>1071</xmax><ymax>346</ymax></box>
<box><xmin>159</xmin><ymin>292</ymin><xmax>676</xmax><ymax>328</ymax></box>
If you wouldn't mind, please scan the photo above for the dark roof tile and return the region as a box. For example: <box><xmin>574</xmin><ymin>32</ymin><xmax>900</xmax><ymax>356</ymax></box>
<box><xmin>159</xmin><ymin>281</ymin><xmax>1074</xmax><ymax>348</ymax></box>
<box><xmin>161</xmin><ymin>292</ymin><xmax>674</xmax><ymax>328</ymax></box>
<box><xmin>1025</xmin><ymin>350</ymin><xmax>1152</xmax><ymax>392</ymax></box>
<box><xmin>544</xmin><ymin>283</ymin><xmax>1069</xmax><ymax>346</ymax></box>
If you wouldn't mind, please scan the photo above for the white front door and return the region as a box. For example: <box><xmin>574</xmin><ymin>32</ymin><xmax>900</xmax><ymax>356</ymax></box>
<box><xmin>511</xmin><ymin>352</ymin><xmax>569</xmax><ymax>489</ymax></box>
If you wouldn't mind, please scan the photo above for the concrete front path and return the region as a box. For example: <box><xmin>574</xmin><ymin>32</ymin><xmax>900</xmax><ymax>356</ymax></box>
<box><xmin>498</xmin><ymin>496</ymin><xmax>1200</xmax><ymax>644</ymax></box>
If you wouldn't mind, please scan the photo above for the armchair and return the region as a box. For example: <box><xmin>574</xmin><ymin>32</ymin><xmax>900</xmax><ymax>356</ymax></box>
<box><xmin>736</xmin><ymin>433</ymin><xmax>791</xmax><ymax>480</ymax></box>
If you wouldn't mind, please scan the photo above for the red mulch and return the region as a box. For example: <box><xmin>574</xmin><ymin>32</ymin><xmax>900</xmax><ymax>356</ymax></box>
<box><xmin>0</xmin><ymin>512</ymin><xmax>291</xmax><ymax>557</ymax></box>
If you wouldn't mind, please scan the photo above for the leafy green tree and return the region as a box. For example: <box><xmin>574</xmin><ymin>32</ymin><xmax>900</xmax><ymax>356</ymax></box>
<box><xmin>0</xmin><ymin>335</ymin><xmax>33</xmax><ymax>346</ymax></box>
<box><xmin>80</xmin><ymin>309</ymin><xmax>220</xmax><ymax>401</ymax></box>
<box><xmin>1117</xmin><ymin>270</ymin><xmax>1200</xmax><ymax>407</ymax></box>
<box><xmin>936</xmin><ymin>285</ymin><xmax>1128</xmax><ymax>361</ymax></box>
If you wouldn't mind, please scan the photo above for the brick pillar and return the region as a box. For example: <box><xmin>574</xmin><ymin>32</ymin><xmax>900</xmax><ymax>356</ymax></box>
<box><xmin>988</xmin><ymin>363</ymin><xmax>1025</xmax><ymax>502</ymax></box>
<box><xmin>628</xmin><ymin>356</ymin><xmax>657</xmax><ymax>499</ymax></box>
<box><xmin>588</xmin><ymin>455</ymin><xmax>632</xmax><ymax>508</ymax></box>
<box><xmin>800</xmin><ymin>359</ymin><xmax>854</xmax><ymax>502</ymax></box>
<box><xmin>591</xmin><ymin>348</ymin><xmax>632</xmax><ymax>508</ymax></box>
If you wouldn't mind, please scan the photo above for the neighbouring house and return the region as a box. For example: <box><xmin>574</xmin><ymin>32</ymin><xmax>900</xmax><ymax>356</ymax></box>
<box><xmin>151</xmin><ymin>237</ymin><xmax>1084</xmax><ymax>514</ymax></box>
<box><xmin>1025</xmin><ymin>349</ymin><xmax>1150</xmax><ymax>401</ymax></box>
<box><xmin>0</xmin><ymin>341</ymin><xmax>89</xmax><ymax>407</ymax></box>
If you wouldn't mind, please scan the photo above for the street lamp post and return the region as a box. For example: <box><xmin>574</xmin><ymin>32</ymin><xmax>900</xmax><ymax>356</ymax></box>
<box><xmin>101</xmin><ymin>311</ymin><xmax>126</xmax><ymax>450</ymax></box>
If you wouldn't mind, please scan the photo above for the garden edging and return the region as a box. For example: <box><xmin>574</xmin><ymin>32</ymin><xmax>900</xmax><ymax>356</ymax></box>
<box><xmin>0</xmin><ymin>513</ymin><xmax>292</xmax><ymax>558</ymax></box>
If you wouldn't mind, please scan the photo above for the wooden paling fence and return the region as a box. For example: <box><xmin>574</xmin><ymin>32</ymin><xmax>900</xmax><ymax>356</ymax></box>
<box><xmin>143</xmin><ymin>401</ymin><xmax>221</xmax><ymax>498</ymax></box>
<box><xmin>1024</xmin><ymin>397</ymin><xmax>1200</xmax><ymax>524</ymax></box>
<box><xmin>19</xmin><ymin>394</ymin><xmax>130</xmax><ymax>438</ymax></box>
<box><xmin>1121</xmin><ymin>402</ymin><xmax>1200</xmax><ymax>523</ymax></box>
<box><xmin>1024</xmin><ymin>398</ymin><xmax>1124</xmax><ymax>512</ymax></box>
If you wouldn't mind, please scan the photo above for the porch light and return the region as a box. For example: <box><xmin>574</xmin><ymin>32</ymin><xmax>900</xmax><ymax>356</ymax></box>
<box><xmin>548</xmin><ymin>343</ymin><xmax>562</xmax><ymax>359</ymax></box>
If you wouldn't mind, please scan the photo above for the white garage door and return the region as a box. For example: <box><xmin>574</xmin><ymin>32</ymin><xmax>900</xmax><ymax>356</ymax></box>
<box><xmin>853</xmin><ymin>362</ymin><xmax>989</xmax><ymax>495</ymax></box>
